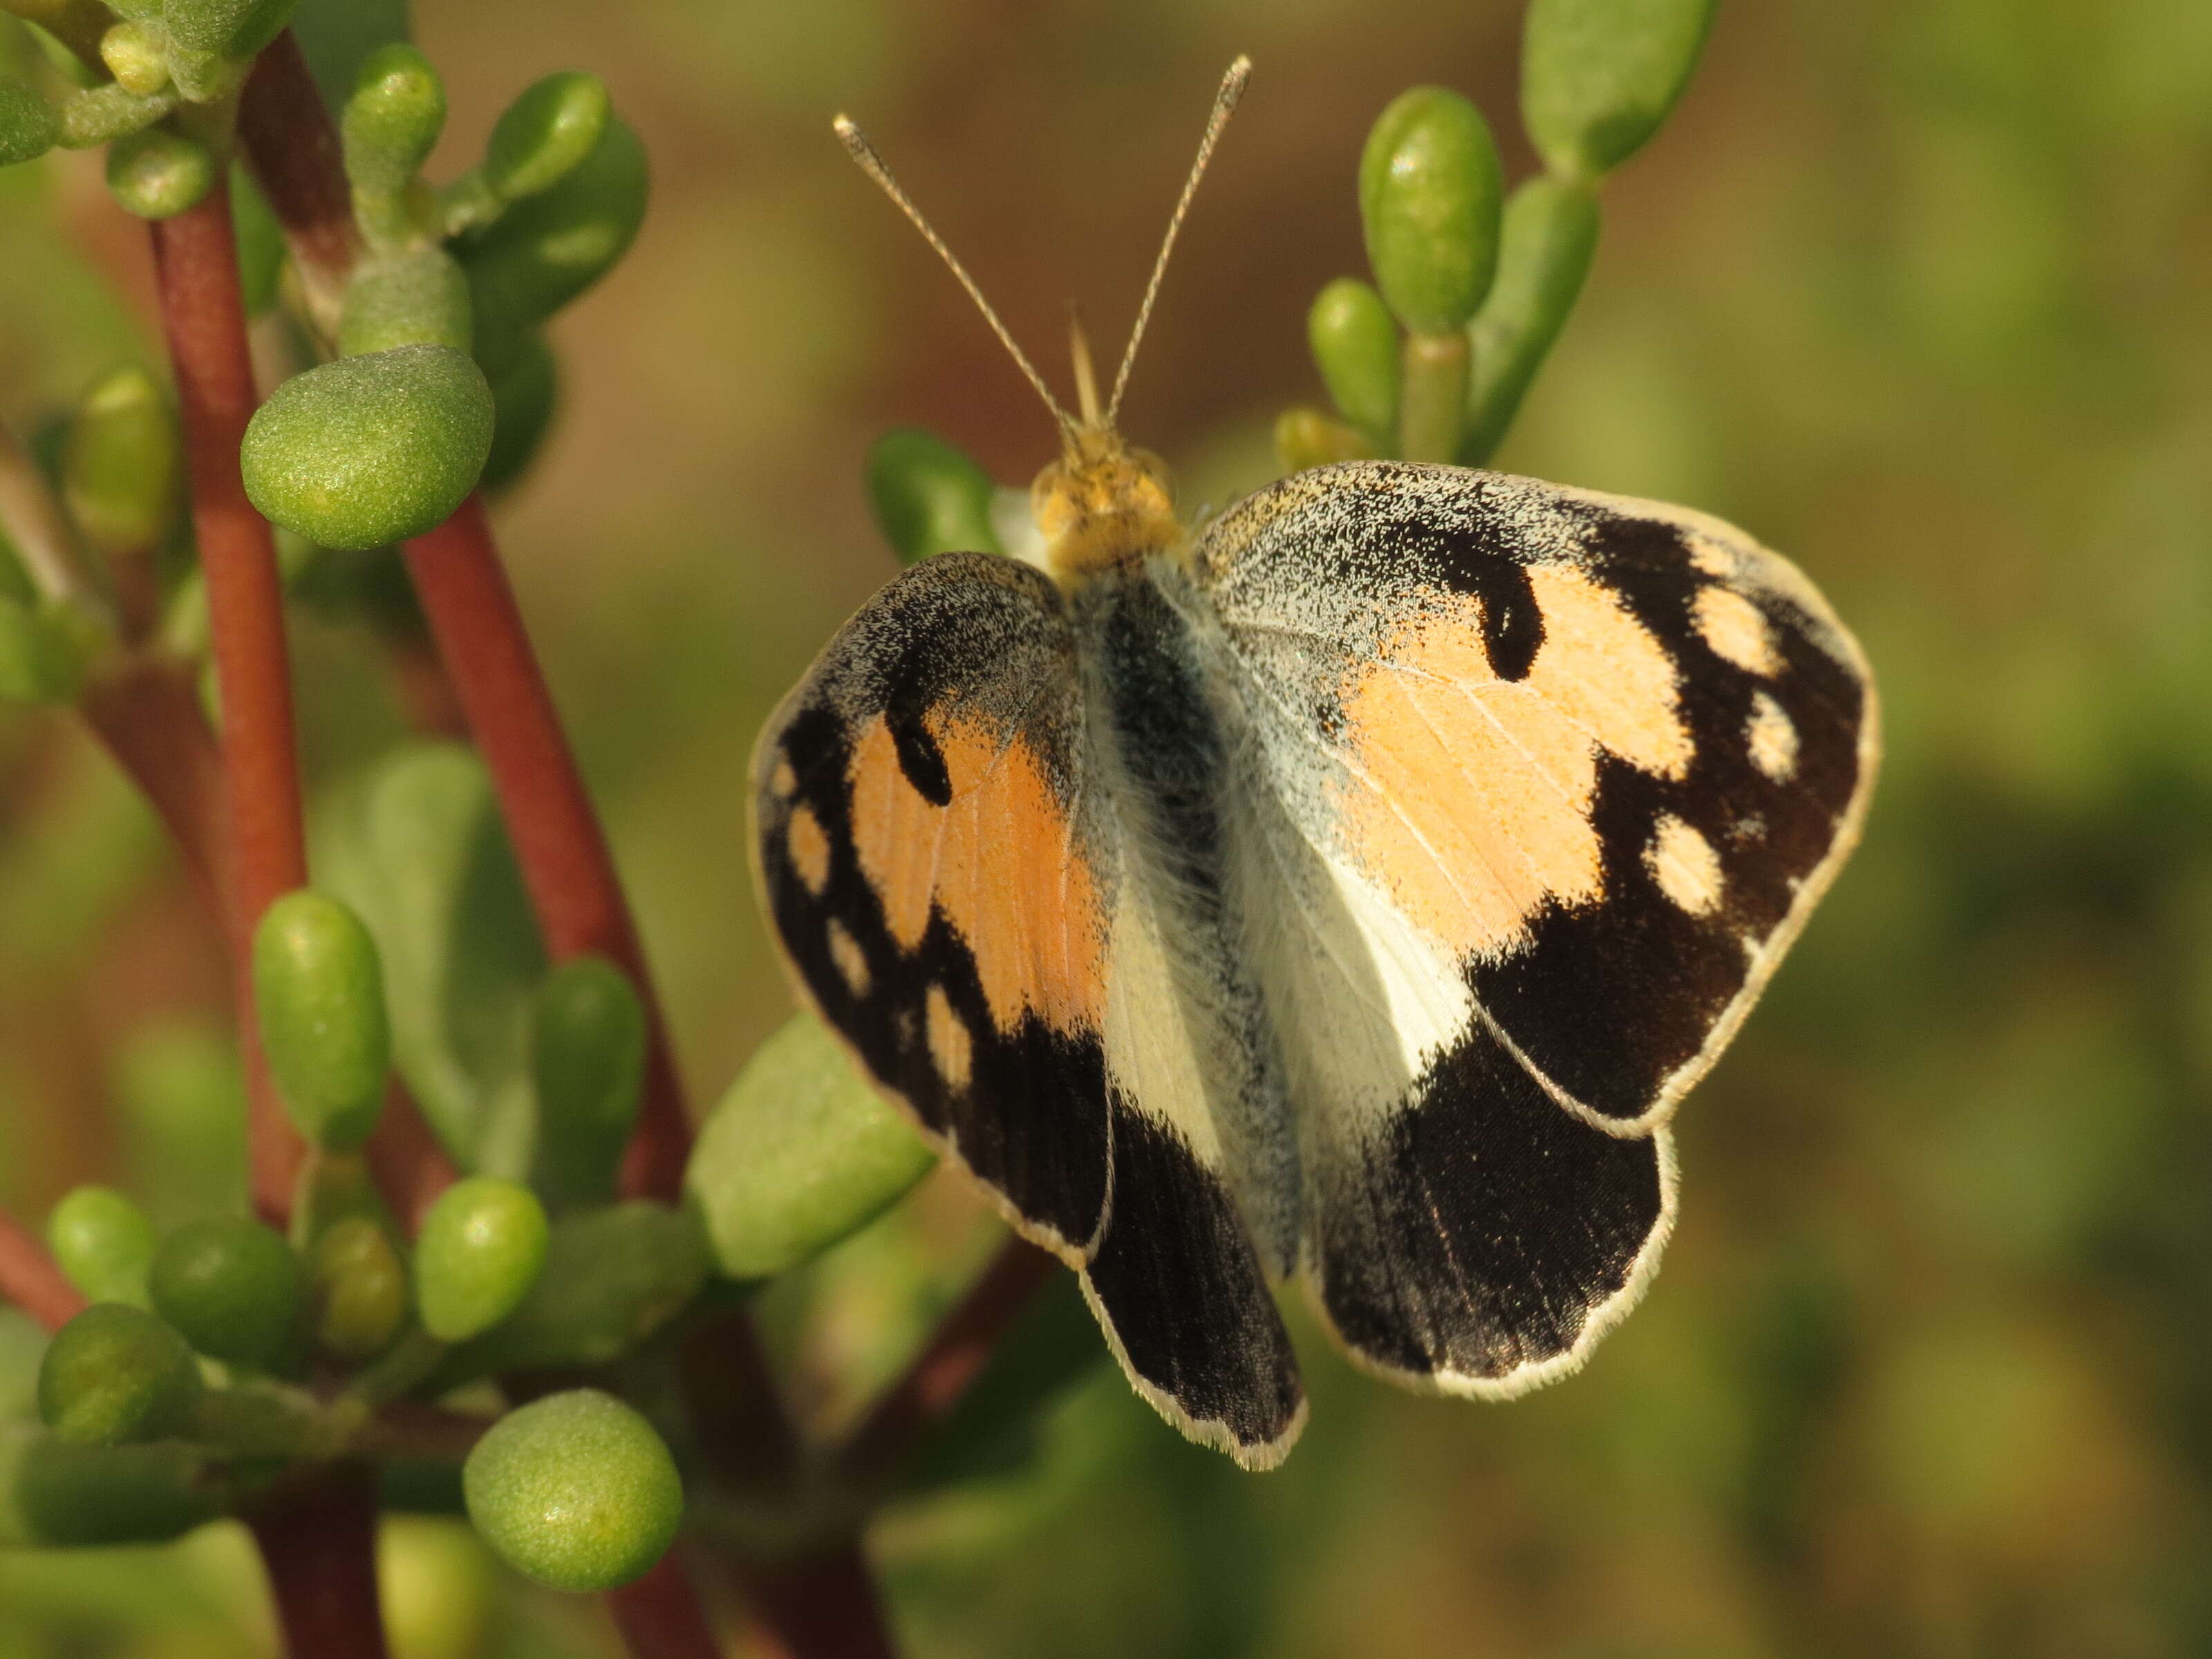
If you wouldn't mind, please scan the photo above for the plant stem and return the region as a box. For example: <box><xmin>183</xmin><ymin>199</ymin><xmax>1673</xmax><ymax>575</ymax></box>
<box><xmin>0</xmin><ymin>1208</ymin><xmax>87</xmax><ymax>1331</ymax></box>
<box><xmin>245</xmin><ymin>1463</ymin><xmax>391</xmax><ymax>1659</ymax></box>
<box><xmin>738</xmin><ymin>1548</ymin><xmax>899</xmax><ymax>1659</ymax></box>
<box><xmin>607</xmin><ymin>1552</ymin><xmax>724</xmax><ymax>1659</ymax></box>
<box><xmin>1398</xmin><ymin>330</ymin><xmax>1470</xmax><ymax>462</ymax></box>
<box><xmin>151</xmin><ymin>185</ymin><xmax>311</xmax><ymax>1229</ymax></box>
<box><xmin>401</xmin><ymin>497</ymin><xmax>691</xmax><ymax>1204</ymax></box>
<box><xmin>77</xmin><ymin>658</ymin><xmax>229</xmax><ymax>921</ymax></box>
<box><xmin>0</xmin><ymin>418</ymin><xmax>109</xmax><ymax>621</ymax></box>
<box><xmin>362</xmin><ymin>1078</ymin><xmax>460</xmax><ymax>1235</ymax></box>
<box><xmin>836</xmin><ymin>1237</ymin><xmax>1057</xmax><ymax>1488</ymax></box>
<box><xmin>237</xmin><ymin>30</ymin><xmax>358</xmax><ymax>340</ymax></box>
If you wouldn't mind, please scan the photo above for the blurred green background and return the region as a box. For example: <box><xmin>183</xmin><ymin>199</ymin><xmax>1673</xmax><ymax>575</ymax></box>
<box><xmin>5</xmin><ymin>0</ymin><xmax>2212</xmax><ymax>1653</ymax></box>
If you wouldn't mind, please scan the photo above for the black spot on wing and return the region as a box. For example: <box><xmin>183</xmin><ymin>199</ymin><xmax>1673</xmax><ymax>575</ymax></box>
<box><xmin>1430</xmin><ymin>524</ymin><xmax>1544</xmax><ymax>681</ymax></box>
<box><xmin>1311</xmin><ymin>1024</ymin><xmax>1665</xmax><ymax>1382</ymax></box>
<box><xmin>1086</xmin><ymin>1102</ymin><xmax>1303</xmax><ymax>1456</ymax></box>
<box><xmin>888</xmin><ymin>713</ymin><xmax>952</xmax><ymax>806</ymax></box>
<box><xmin>1469</xmin><ymin>509</ymin><xmax>1871</xmax><ymax>1121</ymax></box>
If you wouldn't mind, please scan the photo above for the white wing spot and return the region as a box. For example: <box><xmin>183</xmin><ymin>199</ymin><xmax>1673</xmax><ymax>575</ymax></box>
<box><xmin>1694</xmin><ymin>586</ymin><xmax>1782</xmax><ymax>677</ymax></box>
<box><xmin>1646</xmin><ymin>814</ymin><xmax>1724</xmax><ymax>916</ymax></box>
<box><xmin>925</xmin><ymin>983</ymin><xmax>972</xmax><ymax>1091</ymax></box>
<box><xmin>1747</xmin><ymin>690</ymin><xmax>1799</xmax><ymax>781</ymax></box>
<box><xmin>827</xmin><ymin>918</ymin><xmax>870</xmax><ymax>997</ymax></box>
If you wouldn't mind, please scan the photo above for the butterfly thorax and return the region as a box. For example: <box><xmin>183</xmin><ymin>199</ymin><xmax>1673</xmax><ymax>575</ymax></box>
<box><xmin>1033</xmin><ymin>427</ymin><xmax>1180</xmax><ymax>585</ymax></box>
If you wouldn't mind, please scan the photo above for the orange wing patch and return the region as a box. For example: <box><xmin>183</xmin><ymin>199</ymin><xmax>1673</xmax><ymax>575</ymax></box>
<box><xmin>1337</xmin><ymin>565</ymin><xmax>1689</xmax><ymax>961</ymax></box>
<box><xmin>846</xmin><ymin>713</ymin><xmax>1107</xmax><ymax>1036</ymax></box>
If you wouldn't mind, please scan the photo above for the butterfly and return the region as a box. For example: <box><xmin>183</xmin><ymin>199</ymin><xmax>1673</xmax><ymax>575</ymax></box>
<box><xmin>751</xmin><ymin>62</ymin><xmax>1877</xmax><ymax>1468</ymax></box>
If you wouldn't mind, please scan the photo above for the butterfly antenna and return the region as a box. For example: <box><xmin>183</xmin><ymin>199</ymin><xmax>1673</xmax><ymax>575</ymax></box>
<box><xmin>833</xmin><ymin>114</ymin><xmax>1076</xmax><ymax>435</ymax></box>
<box><xmin>1105</xmin><ymin>54</ymin><xmax>1253</xmax><ymax>429</ymax></box>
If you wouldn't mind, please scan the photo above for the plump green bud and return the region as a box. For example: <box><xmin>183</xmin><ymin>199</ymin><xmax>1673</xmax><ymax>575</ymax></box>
<box><xmin>1273</xmin><ymin>407</ymin><xmax>1376</xmax><ymax>475</ymax></box>
<box><xmin>1360</xmin><ymin>87</ymin><xmax>1503</xmax><ymax>335</ymax></box>
<box><xmin>0</xmin><ymin>78</ymin><xmax>57</xmax><ymax>167</ymax></box>
<box><xmin>62</xmin><ymin>364</ymin><xmax>180</xmax><ymax>558</ymax></box>
<box><xmin>463</xmin><ymin>1389</ymin><xmax>682</xmax><ymax>1592</ymax></box>
<box><xmin>530</xmin><ymin>956</ymin><xmax>644</xmax><ymax>1208</ymax></box>
<box><xmin>106</xmin><ymin>126</ymin><xmax>215</xmax><ymax>220</ymax></box>
<box><xmin>343</xmin><ymin>43</ymin><xmax>445</xmax><ymax>200</ymax></box>
<box><xmin>149</xmin><ymin>1216</ymin><xmax>304</xmax><ymax>1366</ymax></box>
<box><xmin>1463</xmin><ymin>176</ymin><xmax>1600</xmax><ymax>465</ymax></box>
<box><xmin>483</xmin><ymin>71</ymin><xmax>608</xmax><ymax>203</ymax></box>
<box><xmin>438</xmin><ymin>1203</ymin><xmax>706</xmax><ymax>1377</ymax></box>
<box><xmin>97</xmin><ymin>22</ymin><xmax>169</xmax><ymax>95</ymax></box>
<box><xmin>0</xmin><ymin>1425</ymin><xmax>217</xmax><ymax>1546</ymax></box>
<box><xmin>241</xmin><ymin>345</ymin><xmax>494</xmax><ymax>551</ymax></box>
<box><xmin>414</xmin><ymin>1178</ymin><xmax>548</xmax><ymax>1342</ymax></box>
<box><xmin>0</xmin><ymin>594</ymin><xmax>86</xmax><ymax>703</ymax></box>
<box><xmin>310</xmin><ymin>1215</ymin><xmax>407</xmax><ymax>1360</ymax></box>
<box><xmin>253</xmin><ymin>889</ymin><xmax>391</xmax><ymax>1152</ymax></box>
<box><xmin>687</xmin><ymin>1013</ymin><xmax>934</xmax><ymax>1280</ymax></box>
<box><xmin>37</xmin><ymin>1304</ymin><xmax>202</xmax><ymax>1445</ymax></box>
<box><xmin>57</xmin><ymin>85</ymin><xmax>174</xmax><ymax>151</ymax></box>
<box><xmin>865</xmin><ymin>429</ymin><xmax>1002</xmax><ymax>564</ymax></box>
<box><xmin>461</xmin><ymin>115</ymin><xmax>646</xmax><ymax>328</ymax></box>
<box><xmin>1307</xmin><ymin>278</ymin><xmax>1400</xmax><ymax>442</ymax></box>
<box><xmin>232</xmin><ymin>163</ymin><xmax>285</xmax><ymax>317</ymax></box>
<box><xmin>340</xmin><ymin>247</ymin><xmax>474</xmax><ymax>357</ymax></box>
<box><xmin>46</xmin><ymin>1186</ymin><xmax>158</xmax><ymax>1306</ymax></box>
<box><xmin>480</xmin><ymin>332</ymin><xmax>558</xmax><ymax>494</ymax></box>
<box><xmin>1521</xmin><ymin>0</ymin><xmax>1716</xmax><ymax>180</ymax></box>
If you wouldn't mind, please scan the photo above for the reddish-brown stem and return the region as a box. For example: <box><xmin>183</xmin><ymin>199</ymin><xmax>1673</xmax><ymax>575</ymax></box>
<box><xmin>77</xmin><ymin>658</ymin><xmax>230</xmax><ymax>922</ymax></box>
<box><xmin>0</xmin><ymin>1209</ymin><xmax>87</xmax><ymax>1331</ymax></box>
<box><xmin>401</xmin><ymin>497</ymin><xmax>691</xmax><ymax>1203</ymax></box>
<box><xmin>245</xmin><ymin>1464</ymin><xmax>391</xmax><ymax>1659</ymax></box>
<box><xmin>151</xmin><ymin>188</ymin><xmax>311</xmax><ymax>1228</ymax></box>
<box><xmin>356</xmin><ymin>1401</ymin><xmax>492</xmax><ymax>1463</ymax></box>
<box><xmin>836</xmin><ymin>1238</ymin><xmax>1058</xmax><ymax>1486</ymax></box>
<box><xmin>608</xmin><ymin>1552</ymin><xmax>725</xmax><ymax>1659</ymax></box>
<box><xmin>738</xmin><ymin>1549</ymin><xmax>899</xmax><ymax>1659</ymax></box>
<box><xmin>238</xmin><ymin>30</ymin><xmax>359</xmax><ymax>337</ymax></box>
<box><xmin>361</xmin><ymin>1078</ymin><xmax>460</xmax><ymax>1236</ymax></box>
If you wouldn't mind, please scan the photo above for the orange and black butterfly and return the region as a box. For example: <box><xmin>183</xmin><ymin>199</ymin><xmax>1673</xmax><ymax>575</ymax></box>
<box><xmin>751</xmin><ymin>62</ymin><xmax>1877</xmax><ymax>1468</ymax></box>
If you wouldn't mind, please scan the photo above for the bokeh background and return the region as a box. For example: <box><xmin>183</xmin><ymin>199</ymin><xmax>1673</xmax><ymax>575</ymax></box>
<box><xmin>5</xmin><ymin>0</ymin><xmax>2212</xmax><ymax>1653</ymax></box>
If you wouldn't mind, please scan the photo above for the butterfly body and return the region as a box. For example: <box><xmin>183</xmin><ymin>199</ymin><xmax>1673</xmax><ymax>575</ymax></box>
<box><xmin>753</xmin><ymin>456</ymin><xmax>1876</xmax><ymax>1468</ymax></box>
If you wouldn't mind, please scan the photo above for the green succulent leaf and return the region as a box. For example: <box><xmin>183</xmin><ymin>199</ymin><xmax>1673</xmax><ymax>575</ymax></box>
<box><xmin>310</xmin><ymin>742</ymin><xmax>545</xmax><ymax>1177</ymax></box>
<box><xmin>0</xmin><ymin>75</ymin><xmax>59</xmax><ymax>165</ymax></box>
<box><xmin>865</xmin><ymin>427</ymin><xmax>1003</xmax><ymax>563</ymax></box>
<box><xmin>413</xmin><ymin>1177</ymin><xmax>549</xmax><ymax>1342</ymax></box>
<box><xmin>46</xmin><ymin>1185</ymin><xmax>159</xmax><ymax>1306</ymax></box>
<box><xmin>1306</xmin><ymin>277</ymin><xmax>1400</xmax><ymax>444</ymax></box>
<box><xmin>529</xmin><ymin>955</ymin><xmax>645</xmax><ymax>1209</ymax></box>
<box><xmin>0</xmin><ymin>1425</ymin><xmax>218</xmax><ymax>1546</ymax></box>
<box><xmin>253</xmin><ymin>888</ymin><xmax>392</xmax><ymax>1152</ymax></box>
<box><xmin>241</xmin><ymin>344</ymin><xmax>495</xmax><ymax>551</ymax></box>
<box><xmin>482</xmin><ymin>71</ymin><xmax>609</xmax><ymax>204</ymax></box>
<box><xmin>160</xmin><ymin>0</ymin><xmax>263</xmax><ymax>58</ymax></box>
<box><xmin>463</xmin><ymin>1389</ymin><xmax>682</xmax><ymax>1592</ymax></box>
<box><xmin>435</xmin><ymin>1201</ymin><xmax>707</xmax><ymax>1378</ymax></box>
<box><xmin>0</xmin><ymin>594</ymin><xmax>88</xmax><ymax>703</ymax></box>
<box><xmin>105</xmin><ymin>124</ymin><xmax>215</xmax><ymax>220</ymax></box>
<box><xmin>1359</xmin><ymin>86</ymin><xmax>1503</xmax><ymax>336</ymax></box>
<box><xmin>57</xmin><ymin>84</ymin><xmax>174</xmax><ymax>150</ymax></box>
<box><xmin>341</xmin><ymin>41</ymin><xmax>444</xmax><ymax>200</ymax></box>
<box><xmin>1521</xmin><ymin>0</ymin><xmax>1717</xmax><ymax>180</ymax></box>
<box><xmin>460</xmin><ymin>113</ymin><xmax>647</xmax><ymax>341</ymax></box>
<box><xmin>37</xmin><ymin>1303</ymin><xmax>203</xmax><ymax>1446</ymax></box>
<box><xmin>1462</xmin><ymin>175</ymin><xmax>1600</xmax><ymax>465</ymax></box>
<box><xmin>62</xmin><ymin>364</ymin><xmax>182</xmax><ymax>558</ymax></box>
<box><xmin>148</xmin><ymin>1215</ymin><xmax>305</xmax><ymax>1367</ymax></box>
<box><xmin>1273</xmin><ymin>406</ymin><xmax>1376</xmax><ymax>475</ymax></box>
<box><xmin>480</xmin><ymin>330</ymin><xmax>559</xmax><ymax>494</ymax></box>
<box><xmin>340</xmin><ymin>245</ymin><xmax>474</xmax><ymax>357</ymax></box>
<box><xmin>686</xmin><ymin>1011</ymin><xmax>935</xmax><ymax>1282</ymax></box>
<box><xmin>308</xmin><ymin>1214</ymin><xmax>408</xmax><ymax>1361</ymax></box>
